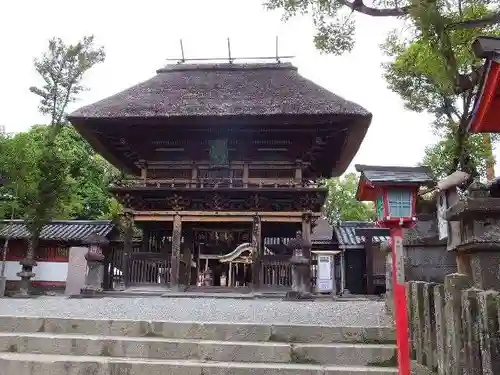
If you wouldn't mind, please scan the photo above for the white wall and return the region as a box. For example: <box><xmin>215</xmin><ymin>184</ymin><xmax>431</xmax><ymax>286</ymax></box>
<box><xmin>3</xmin><ymin>261</ymin><xmax>68</xmax><ymax>282</ymax></box>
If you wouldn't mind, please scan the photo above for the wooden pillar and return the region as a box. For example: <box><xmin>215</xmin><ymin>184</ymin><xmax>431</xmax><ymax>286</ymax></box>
<box><xmin>302</xmin><ymin>213</ymin><xmax>312</xmax><ymax>293</ymax></box>
<box><xmin>243</xmin><ymin>163</ymin><xmax>249</xmax><ymax>188</ymax></box>
<box><xmin>251</xmin><ymin>215</ymin><xmax>262</xmax><ymax>290</ymax></box>
<box><xmin>364</xmin><ymin>235</ymin><xmax>375</xmax><ymax>295</ymax></box>
<box><xmin>331</xmin><ymin>255</ymin><xmax>337</xmax><ymax>295</ymax></box>
<box><xmin>301</xmin><ymin>213</ymin><xmax>311</xmax><ymax>243</ymax></box>
<box><xmin>170</xmin><ymin>214</ymin><xmax>182</xmax><ymax>290</ymax></box>
<box><xmin>340</xmin><ymin>251</ymin><xmax>346</xmax><ymax>294</ymax></box>
<box><xmin>122</xmin><ymin>209</ymin><xmax>134</xmax><ymax>289</ymax></box>
<box><xmin>183</xmin><ymin>227</ymin><xmax>193</xmax><ymax>288</ymax></box>
<box><xmin>295</xmin><ymin>160</ymin><xmax>303</xmax><ymax>185</ymax></box>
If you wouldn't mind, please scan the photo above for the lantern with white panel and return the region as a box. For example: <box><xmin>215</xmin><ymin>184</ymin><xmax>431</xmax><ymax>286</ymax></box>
<box><xmin>355</xmin><ymin>164</ymin><xmax>435</xmax><ymax>375</ymax></box>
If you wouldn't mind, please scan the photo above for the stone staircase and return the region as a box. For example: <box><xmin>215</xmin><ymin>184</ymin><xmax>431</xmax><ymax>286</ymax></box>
<box><xmin>0</xmin><ymin>316</ymin><xmax>397</xmax><ymax>374</ymax></box>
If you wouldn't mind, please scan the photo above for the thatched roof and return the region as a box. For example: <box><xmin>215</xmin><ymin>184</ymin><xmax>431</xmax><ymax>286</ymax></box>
<box><xmin>68</xmin><ymin>63</ymin><xmax>370</xmax><ymax>120</ymax></box>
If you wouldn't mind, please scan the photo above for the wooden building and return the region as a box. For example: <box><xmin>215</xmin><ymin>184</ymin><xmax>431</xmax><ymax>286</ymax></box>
<box><xmin>68</xmin><ymin>62</ymin><xmax>372</xmax><ymax>292</ymax></box>
<box><xmin>332</xmin><ymin>221</ymin><xmax>389</xmax><ymax>295</ymax></box>
<box><xmin>0</xmin><ymin>220</ymin><xmax>117</xmax><ymax>290</ymax></box>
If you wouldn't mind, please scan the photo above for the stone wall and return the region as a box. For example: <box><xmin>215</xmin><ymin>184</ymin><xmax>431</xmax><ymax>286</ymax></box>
<box><xmin>407</xmin><ymin>275</ymin><xmax>500</xmax><ymax>375</ymax></box>
<box><xmin>404</xmin><ymin>215</ymin><xmax>456</xmax><ymax>283</ymax></box>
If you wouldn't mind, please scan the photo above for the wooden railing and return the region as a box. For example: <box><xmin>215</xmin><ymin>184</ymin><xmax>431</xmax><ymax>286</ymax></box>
<box><xmin>114</xmin><ymin>177</ymin><xmax>319</xmax><ymax>189</ymax></box>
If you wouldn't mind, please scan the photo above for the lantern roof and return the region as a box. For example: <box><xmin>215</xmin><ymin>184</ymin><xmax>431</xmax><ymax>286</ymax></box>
<box><xmin>355</xmin><ymin>164</ymin><xmax>434</xmax><ymax>201</ymax></box>
<box><xmin>82</xmin><ymin>232</ymin><xmax>110</xmax><ymax>246</ymax></box>
<box><xmin>467</xmin><ymin>36</ymin><xmax>500</xmax><ymax>133</ymax></box>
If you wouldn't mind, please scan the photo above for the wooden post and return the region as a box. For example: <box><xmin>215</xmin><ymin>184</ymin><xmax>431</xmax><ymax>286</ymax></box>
<box><xmin>251</xmin><ymin>215</ymin><xmax>261</xmax><ymax>290</ymax></box>
<box><xmin>295</xmin><ymin>160</ymin><xmax>303</xmax><ymax>185</ymax></box>
<box><xmin>243</xmin><ymin>163</ymin><xmax>249</xmax><ymax>188</ymax></box>
<box><xmin>301</xmin><ymin>213</ymin><xmax>311</xmax><ymax>242</ymax></box>
<box><xmin>170</xmin><ymin>214</ymin><xmax>182</xmax><ymax>290</ymax></box>
<box><xmin>355</xmin><ymin>228</ymin><xmax>389</xmax><ymax>295</ymax></box>
<box><xmin>340</xmin><ymin>251</ymin><xmax>346</xmax><ymax>294</ymax></box>
<box><xmin>123</xmin><ymin>209</ymin><xmax>134</xmax><ymax>289</ymax></box>
<box><xmin>364</xmin><ymin>235</ymin><xmax>375</xmax><ymax>295</ymax></box>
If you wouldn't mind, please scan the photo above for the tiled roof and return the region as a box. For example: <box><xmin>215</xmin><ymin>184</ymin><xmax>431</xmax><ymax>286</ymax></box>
<box><xmin>333</xmin><ymin>221</ymin><xmax>390</xmax><ymax>248</ymax></box>
<box><xmin>355</xmin><ymin>165</ymin><xmax>434</xmax><ymax>185</ymax></box>
<box><xmin>0</xmin><ymin>220</ymin><xmax>115</xmax><ymax>241</ymax></box>
<box><xmin>311</xmin><ymin>218</ymin><xmax>333</xmax><ymax>244</ymax></box>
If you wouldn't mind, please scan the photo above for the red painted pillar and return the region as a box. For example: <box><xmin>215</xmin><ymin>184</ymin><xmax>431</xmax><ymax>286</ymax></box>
<box><xmin>391</xmin><ymin>226</ymin><xmax>410</xmax><ymax>375</ymax></box>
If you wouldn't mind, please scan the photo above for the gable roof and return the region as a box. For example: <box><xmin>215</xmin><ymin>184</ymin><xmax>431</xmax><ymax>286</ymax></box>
<box><xmin>68</xmin><ymin>63</ymin><xmax>371</xmax><ymax>120</ymax></box>
<box><xmin>333</xmin><ymin>221</ymin><xmax>390</xmax><ymax>248</ymax></box>
<box><xmin>355</xmin><ymin>165</ymin><xmax>434</xmax><ymax>185</ymax></box>
<box><xmin>0</xmin><ymin>220</ymin><xmax>116</xmax><ymax>242</ymax></box>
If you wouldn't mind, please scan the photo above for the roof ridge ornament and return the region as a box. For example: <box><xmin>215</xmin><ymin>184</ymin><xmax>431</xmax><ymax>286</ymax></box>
<box><xmin>167</xmin><ymin>37</ymin><xmax>295</xmax><ymax>65</ymax></box>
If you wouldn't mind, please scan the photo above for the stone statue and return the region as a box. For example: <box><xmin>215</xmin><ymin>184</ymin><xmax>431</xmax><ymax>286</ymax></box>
<box><xmin>285</xmin><ymin>230</ymin><xmax>313</xmax><ymax>300</ymax></box>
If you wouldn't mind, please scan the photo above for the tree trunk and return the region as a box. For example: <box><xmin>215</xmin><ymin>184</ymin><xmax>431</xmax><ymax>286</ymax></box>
<box><xmin>483</xmin><ymin>134</ymin><xmax>496</xmax><ymax>181</ymax></box>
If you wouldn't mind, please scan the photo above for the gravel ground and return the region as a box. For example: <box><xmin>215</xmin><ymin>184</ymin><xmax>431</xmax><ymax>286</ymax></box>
<box><xmin>0</xmin><ymin>297</ymin><xmax>392</xmax><ymax>327</ymax></box>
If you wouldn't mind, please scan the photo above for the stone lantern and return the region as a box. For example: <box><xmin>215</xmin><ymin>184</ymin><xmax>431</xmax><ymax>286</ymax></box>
<box><xmin>445</xmin><ymin>183</ymin><xmax>500</xmax><ymax>290</ymax></box>
<box><xmin>285</xmin><ymin>230</ymin><xmax>312</xmax><ymax>300</ymax></box>
<box><xmin>81</xmin><ymin>232</ymin><xmax>109</xmax><ymax>296</ymax></box>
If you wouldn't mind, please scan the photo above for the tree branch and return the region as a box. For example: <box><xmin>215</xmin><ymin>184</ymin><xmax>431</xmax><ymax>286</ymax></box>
<box><xmin>446</xmin><ymin>11</ymin><xmax>500</xmax><ymax>30</ymax></box>
<box><xmin>337</xmin><ymin>0</ymin><xmax>411</xmax><ymax>17</ymax></box>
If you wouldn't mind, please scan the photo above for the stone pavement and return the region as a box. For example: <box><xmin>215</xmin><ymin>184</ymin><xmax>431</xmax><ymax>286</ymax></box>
<box><xmin>0</xmin><ymin>296</ymin><xmax>393</xmax><ymax>326</ymax></box>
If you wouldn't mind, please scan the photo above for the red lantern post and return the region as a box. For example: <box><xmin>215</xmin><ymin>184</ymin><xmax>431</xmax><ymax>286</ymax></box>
<box><xmin>355</xmin><ymin>165</ymin><xmax>434</xmax><ymax>375</ymax></box>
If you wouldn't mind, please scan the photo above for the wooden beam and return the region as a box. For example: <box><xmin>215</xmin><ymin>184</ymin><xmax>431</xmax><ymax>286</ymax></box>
<box><xmin>135</xmin><ymin>215</ymin><xmax>305</xmax><ymax>223</ymax></box>
<box><xmin>133</xmin><ymin>210</ymin><xmax>321</xmax><ymax>217</ymax></box>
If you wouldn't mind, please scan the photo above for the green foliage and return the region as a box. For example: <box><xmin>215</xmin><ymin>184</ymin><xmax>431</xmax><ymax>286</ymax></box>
<box><xmin>18</xmin><ymin>35</ymin><xmax>106</xmax><ymax>261</ymax></box>
<box><xmin>382</xmin><ymin>2</ymin><xmax>500</xmax><ymax>179</ymax></box>
<box><xmin>30</xmin><ymin>36</ymin><xmax>105</xmax><ymax>126</ymax></box>
<box><xmin>0</xmin><ymin>125</ymin><xmax>120</xmax><ymax>221</ymax></box>
<box><xmin>267</xmin><ymin>0</ymin><xmax>500</xmax><ymax>179</ymax></box>
<box><xmin>323</xmin><ymin>173</ymin><xmax>375</xmax><ymax>223</ymax></box>
<box><xmin>422</xmin><ymin>128</ymin><xmax>492</xmax><ymax>180</ymax></box>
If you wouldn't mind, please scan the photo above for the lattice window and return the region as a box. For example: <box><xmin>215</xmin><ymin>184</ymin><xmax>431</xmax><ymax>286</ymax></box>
<box><xmin>209</xmin><ymin>139</ymin><xmax>229</xmax><ymax>165</ymax></box>
<box><xmin>387</xmin><ymin>190</ymin><xmax>412</xmax><ymax>218</ymax></box>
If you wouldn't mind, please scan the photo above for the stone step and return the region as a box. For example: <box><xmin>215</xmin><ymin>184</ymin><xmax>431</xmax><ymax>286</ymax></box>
<box><xmin>0</xmin><ymin>332</ymin><xmax>397</xmax><ymax>366</ymax></box>
<box><xmin>0</xmin><ymin>352</ymin><xmax>398</xmax><ymax>375</ymax></box>
<box><xmin>0</xmin><ymin>316</ymin><xmax>395</xmax><ymax>344</ymax></box>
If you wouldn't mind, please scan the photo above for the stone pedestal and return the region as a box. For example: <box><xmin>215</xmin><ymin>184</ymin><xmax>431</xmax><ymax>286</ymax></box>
<box><xmin>446</xmin><ymin>196</ymin><xmax>500</xmax><ymax>290</ymax></box>
<box><xmin>288</xmin><ymin>257</ymin><xmax>312</xmax><ymax>299</ymax></box>
<box><xmin>81</xmin><ymin>261</ymin><xmax>103</xmax><ymax>296</ymax></box>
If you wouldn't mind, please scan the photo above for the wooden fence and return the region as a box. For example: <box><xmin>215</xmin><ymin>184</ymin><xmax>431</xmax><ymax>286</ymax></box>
<box><xmin>407</xmin><ymin>275</ymin><xmax>500</xmax><ymax>375</ymax></box>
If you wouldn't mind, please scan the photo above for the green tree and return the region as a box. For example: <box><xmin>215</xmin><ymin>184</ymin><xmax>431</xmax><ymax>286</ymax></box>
<box><xmin>323</xmin><ymin>173</ymin><xmax>375</xmax><ymax>223</ymax></box>
<box><xmin>0</xmin><ymin>125</ymin><xmax>120</xmax><ymax>221</ymax></box>
<box><xmin>16</xmin><ymin>36</ymin><xmax>105</xmax><ymax>295</ymax></box>
<box><xmin>266</xmin><ymin>0</ymin><xmax>500</xmax><ymax>179</ymax></box>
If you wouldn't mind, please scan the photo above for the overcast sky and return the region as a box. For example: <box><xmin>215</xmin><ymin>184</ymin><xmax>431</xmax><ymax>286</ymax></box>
<box><xmin>1</xmin><ymin>0</ymin><xmax>493</xmax><ymax>173</ymax></box>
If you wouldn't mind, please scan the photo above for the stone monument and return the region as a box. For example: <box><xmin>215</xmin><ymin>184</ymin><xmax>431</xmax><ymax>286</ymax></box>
<box><xmin>285</xmin><ymin>230</ymin><xmax>313</xmax><ymax>300</ymax></box>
